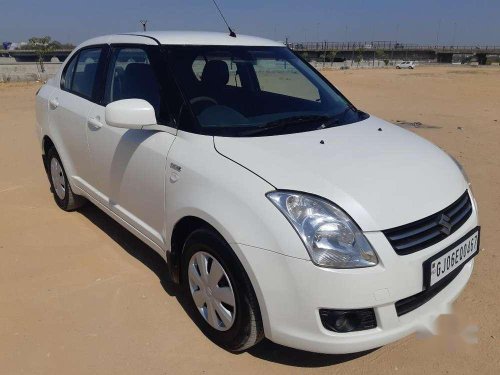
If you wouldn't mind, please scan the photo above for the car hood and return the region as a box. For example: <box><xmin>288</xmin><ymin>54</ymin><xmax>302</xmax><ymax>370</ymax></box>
<box><xmin>214</xmin><ymin>116</ymin><xmax>468</xmax><ymax>231</ymax></box>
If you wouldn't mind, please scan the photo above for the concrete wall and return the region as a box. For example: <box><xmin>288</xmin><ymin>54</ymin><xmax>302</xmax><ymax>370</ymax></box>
<box><xmin>0</xmin><ymin>62</ymin><xmax>61</xmax><ymax>82</ymax></box>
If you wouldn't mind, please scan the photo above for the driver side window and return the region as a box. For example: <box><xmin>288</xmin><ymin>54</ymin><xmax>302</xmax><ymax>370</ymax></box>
<box><xmin>103</xmin><ymin>47</ymin><xmax>169</xmax><ymax>124</ymax></box>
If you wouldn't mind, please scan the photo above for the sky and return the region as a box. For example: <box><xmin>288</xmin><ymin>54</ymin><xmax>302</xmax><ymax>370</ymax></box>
<box><xmin>1</xmin><ymin>0</ymin><xmax>499</xmax><ymax>46</ymax></box>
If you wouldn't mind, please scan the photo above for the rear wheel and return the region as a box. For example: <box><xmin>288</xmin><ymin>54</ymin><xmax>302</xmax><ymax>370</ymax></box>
<box><xmin>181</xmin><ymin>228</ymin><xmax>263</xmax><ymax>352</ymax></box>
<box><xmin>46</xmin><ymin>148</ymin><xmax>86</xmax><ymax>211</ymax></box>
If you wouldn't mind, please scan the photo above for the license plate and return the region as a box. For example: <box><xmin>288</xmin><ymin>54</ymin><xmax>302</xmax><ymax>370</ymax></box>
<box><xmin>423</xmin><ymin>227</ymin><xmax>480</xmax><ymax>288</ymax></box>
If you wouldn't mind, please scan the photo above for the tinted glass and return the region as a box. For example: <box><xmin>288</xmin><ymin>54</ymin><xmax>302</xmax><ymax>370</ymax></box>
<box><xmin>253</xmin><ymin>58</ymin><xmax>319</xmax><ymax>101</ymax></box>
<box><xmin>168</xmin><ymin>46</ymin><xmax>365</xmax><ymax>137</ymax></box>
<box><xmin>192</xmin><ymin>54</ymin><xmax>241</xmax><ymax>87</ymax></box>
<box><xmin>61</xmin><ymin>55</ymin><xmax>77</xmax><ymax>90</ymax></box>
<box><xmin>104</xmin><ymin>47</ymin><xmax>164</xmax><ymax>120</ymax></box>
<box><xmin>72</xmin><ymin>48</ymin><xmax>102</xmax><ymax>99</ymax></box>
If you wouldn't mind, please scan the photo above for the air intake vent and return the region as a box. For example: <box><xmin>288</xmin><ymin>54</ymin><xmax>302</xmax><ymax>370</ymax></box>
<box><xmin>395</xmin><ymin>264</ymin><xmax>463</xmax><ymax>316</ymax></box>
<box><xmin>383</xmin><ymin>191</ymin><xmax>472</xmax><ymax>255</ymax></box>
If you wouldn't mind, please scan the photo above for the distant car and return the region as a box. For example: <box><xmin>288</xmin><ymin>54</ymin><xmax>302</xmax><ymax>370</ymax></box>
<box><xmin>396</xmin><ymin>61</ymin><xmax>416</xmax><ymax>69</ymax></box>
<box><xmin>35</xmin><ymin>31</ymin><xmax>479</xmax><ymax>355</ymax></box>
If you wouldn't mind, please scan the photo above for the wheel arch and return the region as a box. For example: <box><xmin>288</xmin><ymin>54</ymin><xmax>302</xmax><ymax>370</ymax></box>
<box><xmin>42</xmin><ymin>135</ymin><xmax>56</xmax><ymax>173</ymax></box>
<box><xmin>168</xmin><ymin>213</ymin><xmax>244</xmax><ymax>282</ymax></box>
<box><xmin>41</xmin><ymin>133</ymin><xmax>78</xmax><ymax>192</ymax></box>
<box><xmin>168</xmin><ymin>215</ymin><xmax>213</xmax><ymax>284</ymax></box>
<box><xmin>168</xmin><ymin>214</ymin><xmax>268</xmax><ymax>339</ymax></box>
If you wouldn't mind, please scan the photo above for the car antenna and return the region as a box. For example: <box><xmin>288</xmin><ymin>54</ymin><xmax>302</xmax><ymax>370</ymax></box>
<box><xmin>211</xmin><ymin>0</ymin><xmax>236</xmax><ymax>37</ymax></box>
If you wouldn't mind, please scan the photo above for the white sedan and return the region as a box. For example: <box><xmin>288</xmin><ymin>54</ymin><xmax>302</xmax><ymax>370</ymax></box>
<box><xmin>396</xmin><ymin>61</ymin><xmax>416</xmax><ymax>69</ymax></box>
<box><xmin>35</xmin><ymin>31</ymin><xmax>479</xmax><ymax>354</ymax></box>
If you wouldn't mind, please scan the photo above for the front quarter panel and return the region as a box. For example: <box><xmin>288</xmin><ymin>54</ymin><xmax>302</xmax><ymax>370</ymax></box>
<box><xmin>164</xmin><ymin>131</ymin><xmax>310</xmax><ymax>261</ymax></box>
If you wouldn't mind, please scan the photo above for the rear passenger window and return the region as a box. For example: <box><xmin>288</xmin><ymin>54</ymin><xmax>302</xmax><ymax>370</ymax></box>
<box><xmin>71</xmin><ymin>48</ymin><xmax>102</xmax><ymax>99</ymax></box>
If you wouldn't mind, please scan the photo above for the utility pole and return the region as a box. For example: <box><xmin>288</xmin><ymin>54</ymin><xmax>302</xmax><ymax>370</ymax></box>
<box><xmin>392</xmin><ymin>24</ymin><xmax>399</xmax><ymax>65</ymax></box>
<box><xmin>452</xmin><ymin>22</ymin><xmax>457</xmax><ymax>46</ymax></box>
<box><xmin>140</xmin><ymin>20</ymin><xmax>148</xmax><ymax>32</ymax></box>
<box><xmin>323</xmin><ymin>40</ymin><xmax>327</xmax><ymax>68</ymax></box>
<box><xmin>285</xmin><ymin>36</ymin><xmax>289</xmax><ymax>69</ymax></box>
<box><xmin>436</xmin><ymin>19</ymin><xmax>441</xmax><ymax>45</ymax></box>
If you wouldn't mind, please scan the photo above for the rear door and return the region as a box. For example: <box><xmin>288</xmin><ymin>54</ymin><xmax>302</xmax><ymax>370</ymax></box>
<box><xmin>48</xmin><ymin>46</ymin><xmax>105</xmax><ymax>188</ymax></box>
<box><xmin>85</xmin><ymin>45</ymin><xmax>178</xmax><ymax>249</ymax></box>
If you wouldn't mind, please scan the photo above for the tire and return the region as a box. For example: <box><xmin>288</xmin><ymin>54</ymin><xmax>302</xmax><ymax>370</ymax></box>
<box><xmin>46</xmin><ymin>147</ymin><xmax>86</xmax><ymax>211</ymax></box>
<box><xmin>181</xmin><ymin>228</ymin><xmax>264</xmax><ymax>352</ymax></box>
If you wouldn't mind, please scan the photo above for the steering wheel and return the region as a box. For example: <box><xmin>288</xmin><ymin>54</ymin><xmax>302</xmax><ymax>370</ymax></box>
<box><xmin>190</xmin><ymin>96</ymin><xmax>218</xmax><ymax>106</ymax></box>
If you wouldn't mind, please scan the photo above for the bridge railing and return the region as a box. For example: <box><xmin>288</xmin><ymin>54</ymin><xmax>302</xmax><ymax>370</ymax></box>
<box><xmin>288</xmin><ymin>42</ymin><xmax>500</xmax><ymax>53</ymax></box>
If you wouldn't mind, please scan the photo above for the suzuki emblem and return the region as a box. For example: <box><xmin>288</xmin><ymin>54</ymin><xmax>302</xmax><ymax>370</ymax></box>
<box><xmin>438</xmin><ymin>214</ymin><xmax>452</xmax><ymax>235</ymax></box>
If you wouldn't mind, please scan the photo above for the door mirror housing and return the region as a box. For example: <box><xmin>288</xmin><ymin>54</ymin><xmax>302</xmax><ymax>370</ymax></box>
<box><xmin>105</xmin><ymin>99</ymin><xmax>157</xmax><ymax>129</ymax></box>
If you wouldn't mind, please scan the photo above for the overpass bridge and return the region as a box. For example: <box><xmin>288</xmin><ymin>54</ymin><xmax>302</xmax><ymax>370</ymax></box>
<box><xmin>0</xmin><ymin>49</ymin><xmax>72</xmax><ymax>63</ymax></box>
<box><xmin>2</xmin><ymin>42</ymin><xmax>500</xmax><ymax>65</ymax></box>
<box><xmin>288</xmin><ymin>41</ymin><xmax>500</xmax><ymax>64</ymax></box>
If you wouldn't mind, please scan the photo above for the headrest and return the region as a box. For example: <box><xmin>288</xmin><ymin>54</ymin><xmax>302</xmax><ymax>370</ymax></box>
<box><xmin>121</xmin><ymin>63</ymin><xmax>160</xmax><ymax>112</ymax></box>
<box><xmin>124</xmin><ymin>63</ymin><xmax>156</xmax><ymax>83</ymax></box>
<box><xmin>83</xmin><ymin>63</ymin><xmax>97</xmax><ymax>76</ymax></box>
<box><xmin>201</xmin><ymin>60</ymin><xmax>229</xmax><ymax>87</ymax></box>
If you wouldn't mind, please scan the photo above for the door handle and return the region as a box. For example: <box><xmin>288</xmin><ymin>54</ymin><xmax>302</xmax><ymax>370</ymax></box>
<box><xmin>49</xmin><ymin>98</ymin><xmax>59</xmax><ymax>110</ymax></box>
<box><xmin>87</xmin><ymin>117</ymin><xmax>103</xmax><ymax>130</ymax></box>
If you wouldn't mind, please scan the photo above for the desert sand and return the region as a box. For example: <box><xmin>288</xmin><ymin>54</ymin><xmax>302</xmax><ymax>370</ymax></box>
<box><xmin>1</xmin><ymin>65</ymin><xmax>499</xmax><ymax>374</ymax></box>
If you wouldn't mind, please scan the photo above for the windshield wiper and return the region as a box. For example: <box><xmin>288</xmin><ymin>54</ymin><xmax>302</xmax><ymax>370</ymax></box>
<box><xmin>316</xmin><ymin>106</ymin><xmax>359</xmax><ymax>130</ymax></box>
<box><xmin>239</xmin><ymin>115</ymin><xmax>332</xmax><ymax>136</ymax></box>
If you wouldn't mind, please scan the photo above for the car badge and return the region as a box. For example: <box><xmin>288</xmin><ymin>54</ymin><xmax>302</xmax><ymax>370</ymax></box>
<box><xmin>438</xmin><ymin>214</ymin><xmax>452</xmax><ymax>235</ymax></box>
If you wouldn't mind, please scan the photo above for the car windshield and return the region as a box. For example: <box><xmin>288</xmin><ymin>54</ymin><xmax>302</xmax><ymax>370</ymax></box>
<box><xmin>166</xmin><ymin>46</ymin><xmax>367</xmax><ymax>136</ymax></box>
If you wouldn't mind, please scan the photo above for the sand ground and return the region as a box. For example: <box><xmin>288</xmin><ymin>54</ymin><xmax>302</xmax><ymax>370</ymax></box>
<box><xmin>1</xmin><ymin>65</ymin><xmax>499</xmax><ymax>374</ymax></box>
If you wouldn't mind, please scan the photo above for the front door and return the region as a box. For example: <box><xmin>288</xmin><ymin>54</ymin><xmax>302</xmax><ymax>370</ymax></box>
<box><xmin>85</xmin><ymin>46</ymin><xmax>177</xmax><ymax>249</ymax></box>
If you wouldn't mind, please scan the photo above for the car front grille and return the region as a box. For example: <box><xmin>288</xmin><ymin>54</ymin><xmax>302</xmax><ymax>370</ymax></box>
<box><xmin>383</xmin><ymin>191</ymin><xmax>472</xmax><ymax>255</ymax></box>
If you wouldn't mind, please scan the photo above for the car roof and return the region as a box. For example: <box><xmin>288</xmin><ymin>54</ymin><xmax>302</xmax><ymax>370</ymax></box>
<box><xmin>78</xmin><ymin>31</ymin><xmax>284</xmax><ymax>48</ymax></box>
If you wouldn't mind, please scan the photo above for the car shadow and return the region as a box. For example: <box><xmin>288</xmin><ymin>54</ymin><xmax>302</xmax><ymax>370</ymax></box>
<box><xmin>78</xmin><ymin>203</ymin><xmax>177</xmax><ymax>297</ymax></box>
<box><xmin>77</xmin><ymin>202</ymin><xmax>377</xmax><ymax>368</ymax></box>
<box><xmin>247</xmin><ymin>339</ymin><xmax>376</xmax><ymax>367</ymax></box>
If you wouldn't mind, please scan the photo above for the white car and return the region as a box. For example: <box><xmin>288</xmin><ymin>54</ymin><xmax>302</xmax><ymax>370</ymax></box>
<box><xmin>396</xmin><ymin>61</ymin><xmax>416</xmax><ymax>69</ymax></box>
<box><xmin>35</xmin><ymin>31</ymin><xmax>479</xmax><ymax>354</ymax></box>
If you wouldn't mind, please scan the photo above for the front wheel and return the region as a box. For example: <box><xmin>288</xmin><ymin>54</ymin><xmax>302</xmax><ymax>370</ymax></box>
<box><xmin>46</xmin><ymin>148</ymin><xmax>86</xmax><ymax>211</ymax></box>
<box><xmin>181</xmin><ymin>228</ymin><xmax>263</xmax><ymax>352</ymax></box>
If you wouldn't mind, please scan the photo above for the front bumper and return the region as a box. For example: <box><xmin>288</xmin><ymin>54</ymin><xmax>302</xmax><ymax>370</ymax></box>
<box><xmin>236</xmin><ymin>204</ymin><xmax>478</xmax><ymax>354</ymax></box>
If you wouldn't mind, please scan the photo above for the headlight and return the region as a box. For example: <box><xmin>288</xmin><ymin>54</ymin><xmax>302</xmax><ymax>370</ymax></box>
<box><xmin>266</xmin><ymin>191</ymin><xmax>378</xmax><ymax>268</ymax></box>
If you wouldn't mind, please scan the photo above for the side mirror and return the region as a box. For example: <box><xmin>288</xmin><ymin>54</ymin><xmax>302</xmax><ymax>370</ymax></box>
<box><xmin>105</xmin><ymin>99</ymin><xmax>157</xmax><ymax>129</ymax></box>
